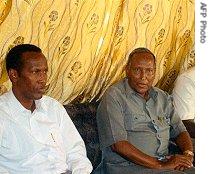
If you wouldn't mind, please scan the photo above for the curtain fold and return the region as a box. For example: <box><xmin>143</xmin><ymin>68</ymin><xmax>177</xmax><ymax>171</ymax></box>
<box><xmin>0</xmin><ymin>0</ymin><xmax>195</xmax><ymax>104</ymax></box>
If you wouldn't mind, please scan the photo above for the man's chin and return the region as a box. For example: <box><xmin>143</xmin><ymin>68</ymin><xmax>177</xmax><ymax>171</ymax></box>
<box><xmin>136</xmin><ymin>87</ymin><xmax>148</xmax><ymax>93</ymax></box>
<box><xmin>136</xmin><ymin>89</ymin><xmax>148</xmax><ymax>96</ymax></box>
<box><xmin>33</xmin><ymin>94</ymin><xmax>43</xmax><ymax>100</ymax></box>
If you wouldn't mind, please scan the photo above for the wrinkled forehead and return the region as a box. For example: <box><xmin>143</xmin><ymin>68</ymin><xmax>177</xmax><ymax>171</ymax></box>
<box><xmin>129</xmin><ymin>52</ymin><xmax>155</xmax><ymax>67</ymax></box>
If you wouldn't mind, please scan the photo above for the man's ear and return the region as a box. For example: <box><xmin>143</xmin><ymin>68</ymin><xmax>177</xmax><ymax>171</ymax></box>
<box><xmin>8</xmin><ymin>69</ymin><xmax>18</xmax><ymax>83</ymax></box>
<box><xmin>125</xmin><ymin>64</ymin><xmax>129</xmax><ymax>75</ymax></box>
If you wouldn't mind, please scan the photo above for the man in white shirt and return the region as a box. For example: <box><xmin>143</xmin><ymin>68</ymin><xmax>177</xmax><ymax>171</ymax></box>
<box><xmin>172</xmin><ymin>67</ymin><xmax>195</xmax><ymax>138</ymax></box>
<box><xmin>0</xmin><ymin>44</ymin><xmax>93</xmax><ymax>174</ymax></box>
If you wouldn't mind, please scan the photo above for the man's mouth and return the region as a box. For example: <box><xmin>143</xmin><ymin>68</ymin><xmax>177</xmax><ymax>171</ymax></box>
<box><xmin>37</xmin><ymin>86</ymin><xmax>46</xmax><ymax>93</ymax></box>
<box><xmin>137</xmin><ymin>83</ymin><xmax>147</xmax><ymax>88</ymax></box>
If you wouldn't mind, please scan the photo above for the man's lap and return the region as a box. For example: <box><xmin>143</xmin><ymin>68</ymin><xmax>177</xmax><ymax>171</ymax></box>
<box><xmin>93</xmin><ymin>161</ymin><xmax>195</xmax><ymax>174</ymax></box>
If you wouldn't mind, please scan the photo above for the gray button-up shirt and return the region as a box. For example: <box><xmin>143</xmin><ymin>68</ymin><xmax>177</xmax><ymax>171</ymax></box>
<box><xmin>96</xmin><ymin>78</ymin><xmax>186</xmax><ymax>172</ymax></box>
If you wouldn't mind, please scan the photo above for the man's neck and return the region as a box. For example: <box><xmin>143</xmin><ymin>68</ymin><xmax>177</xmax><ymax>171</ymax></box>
<box><xmin>12</xmin><ymin>88</ymin><xmax>36</xmax><ymax>112</ymax></box>
<box><xmin>139</xmin><ymin>91</ymin><xmax>149</xmax><ymax>101</ymax></box>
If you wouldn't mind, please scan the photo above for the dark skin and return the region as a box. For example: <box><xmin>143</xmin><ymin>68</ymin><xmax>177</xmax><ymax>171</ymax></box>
<box><xmin>111</xmin><ymin>52</ymin><xmax>193</xmax><ymax>171</ymax></box>
<box><xmin>8</xmin><ymin>51</ymin><xmax>48</xmax><ymax>112</ymax></box>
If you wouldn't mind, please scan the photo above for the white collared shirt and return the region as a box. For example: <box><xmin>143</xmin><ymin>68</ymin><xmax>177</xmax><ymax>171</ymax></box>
<box><xmin>172</xmin><ymin>67</ymin><xmax>195</xmax><ymax>120</ymax></box>
<box><xmin>0</xmin><ymin>90</ymin><xmax>92</xmax><ymax>174</ymax></box>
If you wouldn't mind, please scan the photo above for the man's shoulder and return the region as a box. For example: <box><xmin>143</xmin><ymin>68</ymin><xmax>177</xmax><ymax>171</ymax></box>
<box><xmin>0</xmin><ymin>91</ymin><xmax>10</xmax><ymax>107</ymax></box>
<box><xmin>104</xmin><ymin>79</ymin><xmax>126</xmax><ymax>96</ymax></box>
<box><xmin>152</xmin><ymin>87</ymin><xmax>171</xmax><ymax>100</ymax></box>
<box><xmin>0</xmin><ymin>90</ymin><xmax>9</xmax><ymax>101</ymax></box>
<box><xmin>40</xmin><ymin>95</ymin><xmax>61</xmax><ymax>107</ymax></box>
<box><xmin>41</xmin><ymin>95</ymin><xmax>58</xmax><ymax>102</ymax></box>
<box><xmin>0</xmin><ymin>91</ymin><xmax>12</xmax><ymax>117</ymax></box>
<box><xmin>177</xmin><ymin>68</ymin><xmax>195</xmax><ymax>83</ymax></box>
<box><xmin>38</xmin><ymin>96</ymin><xmax>66</xmax><ymax>117</ymax></box>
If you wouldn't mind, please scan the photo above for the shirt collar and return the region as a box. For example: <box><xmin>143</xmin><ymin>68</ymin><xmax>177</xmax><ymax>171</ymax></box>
<box><xmin>7</xmin><ymin>89</ymin><xmax>28</xmax><ymax>113</ymax></box>
<box><xmin>148</xmin><ymin>87</ymin><xmax>158</xmax><ymax>101</ymax></box>
<box><xmin>7</xmin><ymin>89</ymin><xmax>47</xmax><ymax>113</ymax></box>
<box><xmin>35</xmin><ymin>97</ymin><xmax>48</xmax><ymax>112</ymax></box>
<box><xmin>124</xmin><ymin>78</ymin><xmax>158</xmax><ymax>101</ymax></box>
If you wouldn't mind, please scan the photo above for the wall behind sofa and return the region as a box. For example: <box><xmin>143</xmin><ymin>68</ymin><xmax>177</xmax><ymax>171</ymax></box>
<box><xmin>0</xmin><ymin>0</ymin><xmax>194</xmax><ymax>104</ymax></box>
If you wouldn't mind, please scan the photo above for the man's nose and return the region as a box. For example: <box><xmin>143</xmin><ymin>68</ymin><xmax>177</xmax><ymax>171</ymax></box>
<box><xmin>38</xmin><ymin>72</ymin><xmax>47</xmax><ymax>83</ymax></box>
<box><xmin>139</xmin><ymin>70</ymin><xmax>147</xmax><ymax>80</ymax></box>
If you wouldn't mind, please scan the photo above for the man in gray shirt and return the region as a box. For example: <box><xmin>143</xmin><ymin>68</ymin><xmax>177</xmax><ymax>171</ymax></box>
<box><xmin>94</xmin><ymin>48</ymin><xmax>194</xmax><ymax>174</ymax></box>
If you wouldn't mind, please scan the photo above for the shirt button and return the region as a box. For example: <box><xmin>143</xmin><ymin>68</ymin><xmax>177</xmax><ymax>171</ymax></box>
<box><xmin>154</xmin><ymin>125</ymin><xmax>159</xmax><ymax>130</ymax></box>
<box><xmin>157</xmin><ymin>134</ymin><xmax>161</xmax><ymax>138</ymax></box>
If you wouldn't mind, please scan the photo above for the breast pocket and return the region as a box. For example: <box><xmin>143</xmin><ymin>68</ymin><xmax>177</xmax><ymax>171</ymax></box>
<box><xmin>155</xmin><ymin>114</ymin><xmax>171</xmax><ymax>140</ymax></box>
<box><xmin>156</xmin><ymin>114</ymin><xmax>170</xmax><ymax>129</ymax></box>
<box><xmin>124</xmin><ymin>113</ymin><xmax>150</xmax><ymax>131</ymax></box>
<box><xmin>47</xmin><ymin>127</ymin><xmax>64</xmax><ymax>148</ymax></box>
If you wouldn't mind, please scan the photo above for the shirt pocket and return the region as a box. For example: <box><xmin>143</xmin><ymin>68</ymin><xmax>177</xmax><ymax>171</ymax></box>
<box><xmin>124</xmin><ymin>113</ymin><xmax>149</xmax><ymax>131</ymax></box>
<box><xmin>46</xmin><ymin>126</ymin><xmax>64</xmax><ymax>149</ymax></box>
<box><xmin>155</xmin><ymin>113</ymin><xmax>170</xmax><ymax>129</ymax></box>
<box><xmin>155</xmin><ymin>113</ymin><xmax>171</xmax><ymax>140</ymax></box>
<box><xmin>31</xmin><ymin>118</ymin><xmax>63</xmax><ymax>148</ymax></box>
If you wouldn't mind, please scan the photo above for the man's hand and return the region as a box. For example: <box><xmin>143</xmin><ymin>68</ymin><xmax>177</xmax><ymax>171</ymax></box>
<box><xmin>160</xmin><ymin>154</ymin><xmax>193</xmax><ymax>171</ymax></box>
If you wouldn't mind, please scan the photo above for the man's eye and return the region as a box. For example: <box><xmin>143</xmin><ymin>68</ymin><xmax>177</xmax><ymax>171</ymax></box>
<box><xmin>147</xmin><ymin>69</ymin><xmax>154</xmax><ymax>73</ymax></box>
<box><xmin>32</xmin><ymin>70</ymin><xmax>40</xmax><ymax>74</ymax></box>
<box><xmin>133</xmin><ymin>68</ymin><xmax>140</xmax><ymax>72</ymax></box>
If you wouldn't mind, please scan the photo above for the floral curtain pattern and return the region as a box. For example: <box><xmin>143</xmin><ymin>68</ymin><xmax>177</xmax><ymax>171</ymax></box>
<box><xmin>0</xmin><ymin>0</ymin><xmax>194</xmax><ymax>104</ymax></box>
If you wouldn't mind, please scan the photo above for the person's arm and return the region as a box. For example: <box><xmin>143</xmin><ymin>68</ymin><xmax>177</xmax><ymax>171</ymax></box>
<box><xmin>111</xmin><ymin>140</ymin><xmax>193</xmax><ymax>170</ymax></box>
<box><xmin>175</xmin><ymin>131</ymin><xmax>194</xmax><ymax>159</ymax></box>
<box><xmin>172</xmin><ymin>72</ymin><xmax>195</xmax><ymax>123</ymax></box>
<box><xmin>168</xmin><ymin>92</ymin><xmax>194</xmax><ymax>170</ymax></box>
<box><xmin>168</xmin><ymin>93</ymin><xmax>194</xmax><ymax>159</ymax></box>
<box><xmin>58</xmin><ymin>104</ymin><xmax>93</xmax><ymax>174</ymax></box>
<box><xmin>111</xmin><ymin>140</ymin><xmax>161</xmax><ymax>169</ymax></box>
<box><xmin>171</xmin><ymin>131</ymin><xmax>194</xmax><ymax>171</ymax></box>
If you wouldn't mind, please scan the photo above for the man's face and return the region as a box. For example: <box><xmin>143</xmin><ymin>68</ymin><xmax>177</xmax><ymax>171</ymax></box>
<box><xmin>126</xmin><ymin>52</ymin><xmax>155</xmax><ymax>98</ymax></box>
<box><xmin>14</xmin><ymin>51</ymin><xmax>48</xmax><ymax>101</ymax></box>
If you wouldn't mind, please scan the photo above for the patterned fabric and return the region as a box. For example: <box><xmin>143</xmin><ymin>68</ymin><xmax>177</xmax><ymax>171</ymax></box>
<box><xmin>64</xmin><ymin>102</ymin><xmax>101</xmax><ymax>170</ymax></box>
<box><xmin>0</xmin><ymin>0</ymin><xmax>195</xmax><ymax>103</ymax></box>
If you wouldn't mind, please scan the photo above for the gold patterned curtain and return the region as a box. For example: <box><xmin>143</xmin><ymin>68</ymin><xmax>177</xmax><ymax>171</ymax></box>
<box><xmin>0</xmin><ymin>0</ymin><xmax>195</xmax><ymax>104</ymax></box>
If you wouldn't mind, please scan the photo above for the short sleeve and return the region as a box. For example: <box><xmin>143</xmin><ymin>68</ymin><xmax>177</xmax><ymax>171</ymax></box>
<box><xmin>97</xmin><ymin>89</ymin><xmax>128</xmax><ymax>149</ymax></box>
<box><xmin>167</xmin><ymin>95</ymin><xmax>187</xmax><ymax>138</ymax></box>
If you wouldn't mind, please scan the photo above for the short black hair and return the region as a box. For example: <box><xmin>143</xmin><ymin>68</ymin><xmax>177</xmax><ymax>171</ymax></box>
<box><xmin>6</xmin><ymin>44</ymin><xmax>42</xmax><ymax>73</ymax></box>
<box><xmin>127</xmin><ymin>47</ymin><xmax>156</xmax><ymax>66</ymax></box>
